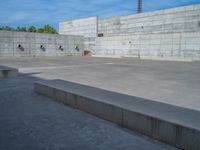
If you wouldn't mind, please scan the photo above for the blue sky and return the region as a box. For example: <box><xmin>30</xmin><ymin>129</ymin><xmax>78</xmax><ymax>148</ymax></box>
<box><xmin>0</xmin><ymin>0</ymin><xmax>200</xmax><ymax>30</ymax></box>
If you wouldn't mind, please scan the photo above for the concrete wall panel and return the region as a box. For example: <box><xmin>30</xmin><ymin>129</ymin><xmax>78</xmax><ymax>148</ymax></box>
<box><xmin>94</xmin><ymin>32</ymin><xmax>200</xmax><ymax>60</ymax></box>
<box><xmin>58</xmin><ymin>4</ymin><xmax>200</xmax><ymax>60</ymax></box>
<box><xmin>0</xmin><ymin>31</ymin><xmax>84</xmax><ymax>57</ymax></box>
<box><xmin>59</xmin><ymin>16</ymin><xmax>98</xmax><ymax>51</ymax></box>
<box><xmin>97</xmin><ymin>4</ymin><xmax>200</xmax><ymax>36</ymax></box>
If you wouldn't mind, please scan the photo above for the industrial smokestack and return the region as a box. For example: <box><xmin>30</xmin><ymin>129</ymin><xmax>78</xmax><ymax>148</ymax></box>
<box><xmin>137</xmin><ymin>0</ymin><xmax>142</xmax><ymax>13</ymax></box>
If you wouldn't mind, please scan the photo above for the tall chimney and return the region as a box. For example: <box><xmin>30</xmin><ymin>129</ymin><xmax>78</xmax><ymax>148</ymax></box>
<box><xmin>137</xmin><ymin>0</ymin><xmax>142</xmax><ymax>13</ymax></box>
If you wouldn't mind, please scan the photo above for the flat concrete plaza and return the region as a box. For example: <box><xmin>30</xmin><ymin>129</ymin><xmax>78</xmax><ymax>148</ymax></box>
<box><xmin>1</xmin><ymin>56</ymin><xmax>200</xmax><ymax>149</ymax></box>
<box><xmin>0</xmin><ymin>56</ymin><xmax>200</xmax><ymax>110</ymax></box>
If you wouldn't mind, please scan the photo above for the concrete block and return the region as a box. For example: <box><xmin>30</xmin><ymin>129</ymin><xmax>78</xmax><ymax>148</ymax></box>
<box><xmin>34</xmin><ymin>82</ymin><xmax>55</xmax><ymax>98</ymax></box>
<box><xmin>76</xmin><ymin>96</ymin><xmax>123</xmax><ymax>124</ymax></box>
<box><xmin>34</xmin><ymin>79</ymin><xmax>200</xmax><ymax>150</ymax></box>
<box><xmin>65</xmin><ymin>92</ymin><xmax>78</xmax><ymax>107</ymax></box>
<box><xmin>0</xmin><ymin>66</ymin><xmax>18</xmax><ymax>78</ymax></box>
<box><xmin>54</xmin><ymin>88</ymin><xmax>66</xmax><ymax>103</ymax></box>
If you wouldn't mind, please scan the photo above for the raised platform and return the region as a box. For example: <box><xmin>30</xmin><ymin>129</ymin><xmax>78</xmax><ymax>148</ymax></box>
<box><xmin>34</xmin><ymin>79</ymin><xmax>200</xmax><ymax>150</ymax></box>
<box><xmin>0</xmin><ymin>66</ymin><xmax>18</xmax><ymax>78</ymax></box>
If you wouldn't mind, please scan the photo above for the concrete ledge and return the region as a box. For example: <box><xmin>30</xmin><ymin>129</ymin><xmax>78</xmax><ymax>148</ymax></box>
<box><xmin>0</xmin><ymin>66</ymin><xmax>18</xmax><ymax>78</ymax></box>
<box><xmin>34</xmin><ymin>79</ymin><xmax>200</xmax><ymax>150</ymax></box>
<box><xmin>92</xmin><ymin>55</ymin><xmax>122</xmax><ymax>58</ymax></box>
<box><xmin>140</xmin><ymin>56</ymin><xmax>194</xmax><ymax>62</ymax></box>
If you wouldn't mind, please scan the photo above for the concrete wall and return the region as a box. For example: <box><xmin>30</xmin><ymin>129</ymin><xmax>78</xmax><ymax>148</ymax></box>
<box><xmin>98</xmin><ymin>4</ymin><xmax>200</xmax><ymax>36</ymax></box>
<box><xmin>58</xmin><ymin>4</ymin><xmax>200</xmax><ymax>60</ymax></box>
<box><xmin>59</xmin><ymin>16</ymin><xmax>98</xmax><ymax>37</ymax></box>
<box><xmin>59</xmin><ymin>16</ymin><xmax>98</xmax><ymax>51</ymax></box>
<box><xmin>95</xmin><ymin>32</ymin><xmax>200</xmax><ymax>60</ymax></box>
<box><xmin>0</xmin><ymin>31</ymin><xmax>84</xmax><ymax>57</ymax></box>
<box><xmin>59</xmin><ymin>4</ymin><xmax>200</xmax><ymax>37</ymax></box>
<box><xmin>95</xmin><ymin>4</ymin><xmax>200</xmax><ymax>60</ymax></box>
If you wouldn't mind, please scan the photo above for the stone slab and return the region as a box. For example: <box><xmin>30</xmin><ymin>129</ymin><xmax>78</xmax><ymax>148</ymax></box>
<box><xmin>34</xmin><ymin>79</ymin><xmax>200</xmax><ymax>150</ymax></box>
<box><xmin>0</xmin><ymin>65</ymin><xmax>18</xmax><ymax>78</ymax></box>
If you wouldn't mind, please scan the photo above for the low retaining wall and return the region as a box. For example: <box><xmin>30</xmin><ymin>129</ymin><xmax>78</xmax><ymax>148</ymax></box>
<box><xmin>34</xmin><ymin>79</ymin><xmax>200</xmax><ymax>150</ymax></box>
<box><xmin>0</xmin><ymin>66</ymin><xmax>18</xmax><ymax>78</ymax></box>
<box><xmin>0</xmin><ymin>31</ymin><xmax>84</xmax><ymax>57</ymax></box>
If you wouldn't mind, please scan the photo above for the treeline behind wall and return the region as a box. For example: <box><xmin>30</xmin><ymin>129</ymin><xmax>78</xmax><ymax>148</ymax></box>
<box><xmin>0</xmin><ymin>25</ymin><xmax>57</xmax><ymax>34</ymax></box>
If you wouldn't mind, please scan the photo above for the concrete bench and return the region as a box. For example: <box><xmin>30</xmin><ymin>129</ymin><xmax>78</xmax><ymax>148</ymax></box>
<box><xmin>34</xmin><ymin>79</ymin><xmax>200</xmax><ymax>150</ymax></box>
<box><xmin>0</xmin><ymin>66</ymin><xmax>18</xmax><ymax>78</ymax></box>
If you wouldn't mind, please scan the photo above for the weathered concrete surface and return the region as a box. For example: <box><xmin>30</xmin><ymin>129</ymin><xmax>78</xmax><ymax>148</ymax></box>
<box><xmin>0</xmin><ymin>65</ymin><xmax>18</xmax><ymax>78</ymax></box>
<box><xmin>60</xmin><ymin>5</ymin><xmax>200</xmax><ymax>36</ymax></box>
<box><xmin>59</xmin><ymin>4</ymin><xmax>200</xmax><ymax>60</ymax></box>
<box><xmin>34</xmin><ymin>79</ymin><xmax>200</xmax><ymax>150</ymax></box>
<box><xmin>98</xmin><ymin>4</ymin><xmax>200</xmax><ymax>36</ymax></box>
<box><xmin>0</xmin><ymin>31</ymin><xmax>84</xmax><ymax>57</ymax></box>
<box><xmin>0</xmin><ymin>69</ymin><xmax>178</xmax><ymax>150</ymax></box>
<box><xmin>0</xmin><ymin>57</ymin><xmax>199</xmax><ymax>111</ymax></box>
<box><xmin>59</xmin><ymin>16</ymin><xmax>97</xmax><ymax>51</ymax></box>
<box><xmin>94</xmin><ymin>32</ymin><xmax>200</xmax><ymax>60</ymax></box>
<box><xmin>60</xmin><ymin>16</ymin><xmax>98</xmax><ymax>38</ymax></box>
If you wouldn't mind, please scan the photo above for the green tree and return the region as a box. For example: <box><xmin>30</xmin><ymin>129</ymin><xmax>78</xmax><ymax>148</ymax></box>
<box><xmin>16</xmin><ymin>26</ymin><xmax>27</xmax><ymax>32</ymax></box>
<box><xmin>36</xmin><ymin>28</ymin><xmax>44</xmax><ymax>33</ymax></box>
<box><xmin>28</xmin><ymin>26</ymin><xmax>37</xmax><ymax>32</ymax></box>
<box><xmin>43</xmin><ymin>24</ymin><xmax>57</xmax><ymax>34</ymax></box>
<box><xmin>0</xmin><ymin>26</ymin><xmax>14</xmax><ymax>31</ymax></box>
<box><xmin>0</xmin><ymin>25</ymin><xmax>57</xmax><ymax>34</ymax></box>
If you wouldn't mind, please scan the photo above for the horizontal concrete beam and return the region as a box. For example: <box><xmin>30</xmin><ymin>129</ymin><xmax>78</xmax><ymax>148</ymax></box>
<box><xmin>34</xmin><ymin>79</ymin><xmax>200</xmax><ymax>150</ymax></box>
<box><xmin>0</xmin><ymin>66</ymin><xmax>18</xmax><ymax>78</ymax></box>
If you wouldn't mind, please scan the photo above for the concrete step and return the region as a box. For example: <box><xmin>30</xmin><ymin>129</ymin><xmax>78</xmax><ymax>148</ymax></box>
<box><xmin>34</xmin><ymin>79</ymin><xmax>200</xmax><ymax>150</ymax></box>
<box><xmin>0</xmin><ymin>66</ymin><xmax>18</xmax><ymax>78</ymax></box>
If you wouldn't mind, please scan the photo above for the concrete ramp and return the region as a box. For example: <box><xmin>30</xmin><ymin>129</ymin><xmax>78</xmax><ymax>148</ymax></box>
<box><xmin>34</xmin><ymin>79</ymin><xmax>200</xmax><ymax>150</ymax></box>
<box><xmin>0</xmin><ymin>66</ymin><xmax>18</xmax><ymax>78</ymax></box>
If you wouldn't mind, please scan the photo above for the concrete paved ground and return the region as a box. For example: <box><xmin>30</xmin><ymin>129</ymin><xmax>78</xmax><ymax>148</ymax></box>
<box><xmin>0</xmin><ymin>56</ymin><xmax>199</xmax><ymax>111</ymax></box>
<box><xmin>0</xmin><ymin>56</ymin><xmax>199</xmax><ymax>150</ymax></box>
<box><xmin>0</xmin><ymin>58</ymin><xmax>179</xmax><ymax>150</ymax></box>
